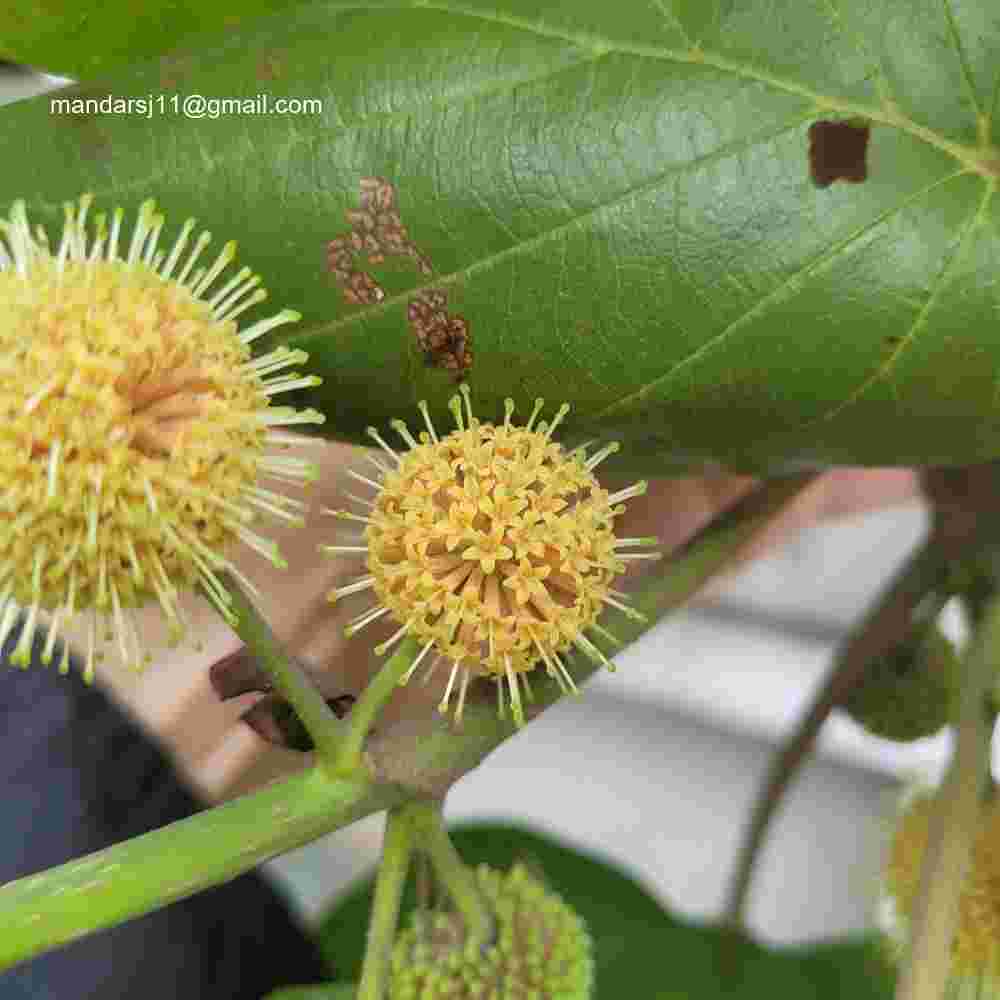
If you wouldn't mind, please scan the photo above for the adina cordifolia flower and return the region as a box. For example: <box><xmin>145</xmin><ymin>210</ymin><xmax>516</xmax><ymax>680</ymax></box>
<box><xmin>324</xmin><ymin>386</ymin><xmax>659</xmax><ymax>726</ymax></box>
<box><xmin>0</xmin><ymin>195</ymin><xmax>325</xmax><ymax>680</ymax></box>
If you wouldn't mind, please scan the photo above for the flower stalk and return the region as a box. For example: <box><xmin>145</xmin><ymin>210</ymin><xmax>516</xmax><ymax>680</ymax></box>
<box><xmin>895</xmin><ymin>588</ymin><xmax>1000</xmax><ymax>1000</ymax></box>
<box><xmin>357</xmin><ymin>804</ymin><xmax>416</xmax><ymax>1000</ymax></box>
<box><xmin>334</xmin><ymin>635</ymin><xmax>423</xmax><ymax>776</ymax></box>
<box><xmin>409</xmin><ymin>799</ymin><xmax>495</xmax><ymax>946</ymax></box>
<box><xmin>220</xmin><ymin>571</ymin><xmax>346</xmax><ymax>767</ymax></box>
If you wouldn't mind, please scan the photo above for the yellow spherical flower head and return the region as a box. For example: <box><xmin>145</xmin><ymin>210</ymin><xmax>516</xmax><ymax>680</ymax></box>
<box><xmin>389</xmin><ymin>863</ymin><xmax>594</xmax><ymax>999</ymax></box>
<box><xmin>0</xmin><ymin>195</ymin><xmax>325</xmax><ymax>680</ymax></box>
<box><xmin>324</xmin><ymin>386</ymin><xmax>659</xmax><ymax>726</ymax></box>
<box><xmin>881</xmin><ymin>788</ymin><xmax>1000</xmax><ymax>989</ymax></box>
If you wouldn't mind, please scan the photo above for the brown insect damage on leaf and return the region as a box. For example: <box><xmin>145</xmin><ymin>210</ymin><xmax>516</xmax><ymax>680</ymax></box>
<box><xmin>325</xmin><ymin>176</ymin><xmax>434</xmax><ymax>307</ymax></box>
<box><xmin>408</xmin><ymin>288</ymin><xmax>473</xmax><ymax>380</ymax></box>
<box><xmin>326</xmin><ymin>177</ymin><xmax>473</xmax><ymax>377</ymax></box>
<box><xmin>808</xmin><ymin>120</ymin><xmax>871</xmax><ymax>188</ymax></box>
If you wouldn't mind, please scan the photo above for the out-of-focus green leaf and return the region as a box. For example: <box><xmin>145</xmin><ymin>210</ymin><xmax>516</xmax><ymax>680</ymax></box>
<box><xmin>316</xmin><ymin>823</ymin><xmax>895</xmax><ymax>998</ymax></box>
<box><xmin>0</xmin><ymin>1</ymin><xmax>299</xmax><ymax>78</ymax></box>
<box><xmin>3</xmin><ymin>1</ymin><xmax>1000</xmax><ymax>475</ymax></box>
<box><xmin>265</xmin><ymin>985</ymin><xmax>355</xmax><ymax>1000</ymax></box>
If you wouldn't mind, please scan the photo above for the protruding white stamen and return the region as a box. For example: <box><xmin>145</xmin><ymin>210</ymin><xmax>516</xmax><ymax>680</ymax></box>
<box><xmin>601</xmin><ymin>592</ymin><xmax>646</xmax><ymax>620</ymax></box>
<box><xmin>585</xmin><ymin>441</ymin><xmax>621</xmax><ymax>470</ymax></box>
<box><xmin>543</xmin><ymin>402</ymin><xmax>570</xmax><ymax>441</ymax></box>
<box><xmin>524</xmin><ymin>397</ymin><xmax>545</xmax><ymax>432</ymax></box>
<box><xmin>256</xmin><ymin>406</ymin><xmax>325</xmax><ymax>428</ymax></box>
<box><xmin>366</xmin><ymin>426</ymin><xmax>403</xmax><ymax>466</ymax></box>
<box><xmin>192</xmin><ymin>240</ymin><xmax>237</xmax><ymax>297</ymax></box>
<box><xmin>417</xmin><ymin>400</ymin><xmax>439</xmax><ymax>444</ymax></box>
<box><xmin>344</xmin><ymin>603</ymin><xmax>392</xmax><ymax>637</ymax></box>
<box><xmin>324</xmin><ymin>508</ymin><xmax>373</xmax><ymax>525</ymax></box>
<box><xmin>261</xmin><ymin>374</ymin><xmax>322</xmax><ymax>396</ymax></box>
<box><xmin>390</xmin><ymin>418</ymin><xmax>420</xmax><ymax>450</ymax></box>
<box><xmin>213</xmin><ymin>274</ymin><xmax>261</xmax><ymax>319</ymax></box>
<box><xmin>176</xmin><ymin>229</ymin><xmax>211</xmax><ymax>284</ymax></box>
<box><xmin>608</xmin><ymin>481</ymin><xmax>648</xmax><ymax>505</ymax></box>
<box><xmin>439</xmin><ymin>661</ymin><xmax>461</xmax><ymax>713</ymax></box>
<box><xmin>327</xmin><ymin>575</ymin><xmax>376</xmax><ymax>603</ymax></box>
<box><xmin>238</xmin><ymin>308</ymin><xmax>301</xmax><ymax>345</ymax></box>
<box><xmin>458</xmin><ymin>383</ymin><xmax>474</xmax><ymax>427</ymax></box>
<box><xmin>375</xmin><ymin>620</ymin><xmax>411</xmax><ymax>656</ymax></box>
<box><xmin>400</xmin><ymin>639</ymin><xmax>436</xmax><ymax>684</ymax></box>
<box><xmin>505</xmin><ymin>654</ymin><xmax>524</xmax><ymax>726</ymax></box>
<box><xmin>223</xmin><ymin>287</ymin><xmax>269</xmax><ymax>323</ymax></box>
<box><xmin>208</xmin><ymin>265</ymin><xmax>253</xmax><ymax>309</ymax></box>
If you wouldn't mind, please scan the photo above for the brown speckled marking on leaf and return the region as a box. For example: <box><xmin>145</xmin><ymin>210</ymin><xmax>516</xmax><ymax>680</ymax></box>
<box><xmin>326</xmin><ymin>177</ymin><xmax>472</xmax><ymax>376</ymax></box>
<box><xmin>408</xmin><ymin>288</ymin><xmax>473</xmax><ymax>380</ymax></box>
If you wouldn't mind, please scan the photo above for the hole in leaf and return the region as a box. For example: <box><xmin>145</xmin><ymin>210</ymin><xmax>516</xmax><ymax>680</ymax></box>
<box><xmin>808</xmin><ymin>120</ymin><xmax>871</xmax><ymax>188</ymax></box>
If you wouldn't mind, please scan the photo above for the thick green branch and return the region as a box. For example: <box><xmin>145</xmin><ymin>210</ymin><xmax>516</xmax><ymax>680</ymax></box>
<box><xmin>0</xmin><ymin>768</ymin><xmax>397</xmax><ymax>970</ymax></box>
<box><xmin>221</xmin><ymin>571</ymin><xmax>346</xmax><ymax>766</ymax></box>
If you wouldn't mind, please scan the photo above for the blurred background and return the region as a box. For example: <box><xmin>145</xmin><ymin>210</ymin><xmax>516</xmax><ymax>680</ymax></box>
<box><xmin>0</xmin><ymin>60</ymin><xmax>965</xmax><ymax>953</ymax></box>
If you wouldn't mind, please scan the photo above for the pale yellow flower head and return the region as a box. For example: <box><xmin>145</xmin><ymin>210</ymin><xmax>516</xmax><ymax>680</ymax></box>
<box><xmin>324</xmin><ymin>386</ymin><xmax>659</xmax><ymax>726</ymax></box>
<box><xmin>0</xmin><ymin>195</ymin><xmax>324</xmax><ymax>679</ymax></box>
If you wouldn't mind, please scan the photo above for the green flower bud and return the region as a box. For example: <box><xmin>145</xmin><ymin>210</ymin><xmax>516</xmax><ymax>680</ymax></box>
<box><xmin>388</xmin><ymin>864</ymin><xmax>593</xmax><ymax>999</ymax></box>
<box><xmin>842</xmin><ymin>625</ymin><xmax>959</xmax><ymax>742</ymax></box>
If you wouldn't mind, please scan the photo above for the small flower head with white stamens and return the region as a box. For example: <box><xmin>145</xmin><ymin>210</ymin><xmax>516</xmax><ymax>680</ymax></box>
<box><xmin>0</xmin><ymin>195</ymin><xmax>325</xmax><ymax>680</ymax></box>
<box><xmin>324</xmin><ymin>386</ymin><xmax>659</xmax><ymax>726</ymax></box>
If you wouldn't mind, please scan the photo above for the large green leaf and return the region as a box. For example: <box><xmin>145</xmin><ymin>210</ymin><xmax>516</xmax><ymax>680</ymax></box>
<box><xmin>0</xmin><ymin>2</ymin><xmax>300</xmax><ymax>78</ymax></box>
<box><xmin>313</xmin><ymin>822</ymin><xmax>895</xmax><ymax>998</ymax></box>
<box><xmin>2</xmin><ymin>0</ymin><xmax>1000</xmax><ymax>474</ymax></box>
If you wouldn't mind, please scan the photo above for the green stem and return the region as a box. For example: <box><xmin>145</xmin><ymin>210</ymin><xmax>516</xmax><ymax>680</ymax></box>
<box><xmin>335</xmin><ymin>636</ymin><xmax>422</xmax><ymax>775</ymax></box>
<box><xmin>409</xmin><ymin>800</ymin><xmax>495</xmax><ymax>945</ymax></box>
<box><xmin>0</xmin><ymin>768</ymin><xmax>396</xmax><ymax>970</ymax></box>
<box><xmin>220</xmin><ymin>572</ymin><xmax>345</xmax><ymax>767</ymax></box>
<box><xmin>357</xmin><ymin>805</ymin><xmax>415</xmax><ymax>1000</ymax></box>
<box><xmin>896</xmin><ymin>590</ymin><xmax>1000</xmax><ymax>1000</ymax></box>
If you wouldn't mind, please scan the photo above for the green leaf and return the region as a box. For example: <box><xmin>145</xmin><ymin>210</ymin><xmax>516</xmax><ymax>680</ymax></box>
<box><xmin>265</xmin><ymin>986</ymin><xmax>355</xmax><ymax>1000</ymax></box>
<box><xmin>316</xmin><ymin>823</ymin><xmax>895</xmax><ymax>998</ymax></box>
<box><xmin>3</xmin><ymin>0</ymin><xmax>1000</xmax><ymax>474</ymax></box>
<box><xmin>0</xmin><ymin>1</ymin><xmax>300</xmax><ymax>79</ymax></box>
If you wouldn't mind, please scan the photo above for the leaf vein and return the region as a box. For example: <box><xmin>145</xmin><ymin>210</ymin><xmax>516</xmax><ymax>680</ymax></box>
<box><xmin>592</xmin><ymin>167</ymin><xmax>973</xmax><ymax>420</ymax></box>
<box><xmin>814</xmin><ymin>175</ymin><xmax>994</xmax><ymax>425</ymax></box>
